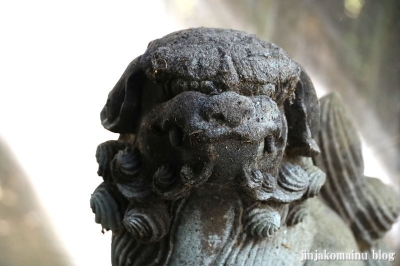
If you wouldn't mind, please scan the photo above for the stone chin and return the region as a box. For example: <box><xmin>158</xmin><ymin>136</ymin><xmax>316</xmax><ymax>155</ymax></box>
<box><xmin>97</xmin><ymin>27</ymin><xmax>322</xmax><ymax>204</ymax></box>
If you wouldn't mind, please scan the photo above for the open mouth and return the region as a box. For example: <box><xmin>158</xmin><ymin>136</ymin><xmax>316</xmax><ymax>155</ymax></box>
<box><xmin>166</xmin><ymin>125</ymin><xmax>274</xmax><ymax>149</ymax></box>
<box><xmin>153</xmin><ymin>117</ymin><xmax>277</xmax><ymax>149</ymax></box>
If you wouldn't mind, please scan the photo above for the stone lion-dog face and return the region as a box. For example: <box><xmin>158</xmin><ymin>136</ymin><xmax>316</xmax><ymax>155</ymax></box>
<box><xmin>95</xmin><ymin>28</ymin><xmax>324</xmax><ymax>243</ymax></box>
<box><xmin>90</xmin><ymin>29</ymin><xmax>400</xmax><ymax>266</ymax></box>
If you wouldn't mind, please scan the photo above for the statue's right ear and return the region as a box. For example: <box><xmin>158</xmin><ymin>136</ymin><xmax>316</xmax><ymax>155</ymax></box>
<box><xmin>284</xmin><ymin>68</ymin><xmax>321</xmax><ymax>157</ymax></box>
<box><xmin>101</xmin><ymin>56</ymin><xmax>145</xmax><ymax>133</ymax></box>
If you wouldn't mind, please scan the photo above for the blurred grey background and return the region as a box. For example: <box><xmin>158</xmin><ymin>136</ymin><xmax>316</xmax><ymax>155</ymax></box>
<box><xmin>0</xmin><ymin>0</ymin><xmax>399</xmax><ymax>265</ymax></box>
<box><xmin>0</xmin><ymin>141</ymin><xmax>70</xmax><ymax>265</ymax></box>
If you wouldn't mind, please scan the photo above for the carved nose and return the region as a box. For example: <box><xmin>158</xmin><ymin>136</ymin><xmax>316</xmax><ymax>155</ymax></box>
<box><xmin>200</xmin><ymin>92</ymin><xmax>254</xmax><ymax>127</ymax></box>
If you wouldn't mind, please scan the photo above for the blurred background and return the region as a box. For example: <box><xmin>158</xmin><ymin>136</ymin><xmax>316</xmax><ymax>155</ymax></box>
<box><xmin>0</xmin><ymin>0</ymin><xmax>399</xmax><ymax>265</ymax></box>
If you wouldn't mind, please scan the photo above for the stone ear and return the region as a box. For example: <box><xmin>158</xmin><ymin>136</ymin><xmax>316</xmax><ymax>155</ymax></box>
<box><xmin>284</xmin><ymin>68</ymin><xmax>321</xmax><ymax>157</ymax></box>
<box><xmin>101</xmin><ymin>56</ymin><xmax>145</xmax><ymax>133</ymax></box>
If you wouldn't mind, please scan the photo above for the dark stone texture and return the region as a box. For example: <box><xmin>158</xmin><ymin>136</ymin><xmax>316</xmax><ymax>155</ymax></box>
<box><xmin>90</xmin><ymin>28</ymin><xmax>399</xmax><ymax>265</ymax></box>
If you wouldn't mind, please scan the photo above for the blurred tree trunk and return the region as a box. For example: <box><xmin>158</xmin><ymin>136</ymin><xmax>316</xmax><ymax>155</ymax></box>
<box><xmin>0</xmin><ymin>139</ymin><xmax>70</xmax><ymax>266</ymax></box>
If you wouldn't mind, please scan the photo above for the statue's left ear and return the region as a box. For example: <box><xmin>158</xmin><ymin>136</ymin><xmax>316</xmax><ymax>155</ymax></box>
<box><xmin>101</xmin><ymin>56</ymin><xmax>145</xmax><ymax>133</ymax></box>
<box><xmin>284</xmin><ymin>68</ymin><xmax>321</xmax><ymax>157</ymax></box>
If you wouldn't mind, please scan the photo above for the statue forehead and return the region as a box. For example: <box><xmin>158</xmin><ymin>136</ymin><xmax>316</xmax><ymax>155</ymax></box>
<box><xmin>139</xmin><ymin>28</ymin><xmax>301</xmax><ymax>95</ymax></box>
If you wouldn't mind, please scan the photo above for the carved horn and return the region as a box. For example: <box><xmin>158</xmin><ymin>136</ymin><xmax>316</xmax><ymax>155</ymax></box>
<box><xmin>101</xmin><ymin>56</ymin><xmax>145</xmax><ymax>133</ymax></box>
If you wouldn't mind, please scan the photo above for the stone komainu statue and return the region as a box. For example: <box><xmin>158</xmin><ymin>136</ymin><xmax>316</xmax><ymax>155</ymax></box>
<box><xmin>90</xmin><ymin>28</ymin><xmax>400</xmax><ymax>265</ymax></box>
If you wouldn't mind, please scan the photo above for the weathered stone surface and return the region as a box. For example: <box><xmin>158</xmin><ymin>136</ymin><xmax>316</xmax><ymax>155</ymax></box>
<box><xmin>91</xmin><ymin>28</ymin><xmax>399</xmax><ymax>265</ymax></box>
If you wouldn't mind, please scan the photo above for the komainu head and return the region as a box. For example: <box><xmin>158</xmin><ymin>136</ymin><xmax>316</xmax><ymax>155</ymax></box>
<box><xmin>100</xmin><ymin>28</ymin><xmax>320</xmax><ymax>202</ymax></box>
